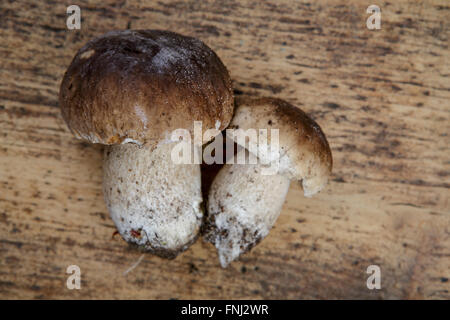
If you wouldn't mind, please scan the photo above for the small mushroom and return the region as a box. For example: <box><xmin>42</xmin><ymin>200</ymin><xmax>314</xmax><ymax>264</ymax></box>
<box><xmin>204</xmin><ymin>97</ymin><xmax>332</xmax><ymax>267</ymax></box>
<box><xmin>59</xmin><ymin>30</ymin><xmax>233</xmax><ymax>258</ymax></box>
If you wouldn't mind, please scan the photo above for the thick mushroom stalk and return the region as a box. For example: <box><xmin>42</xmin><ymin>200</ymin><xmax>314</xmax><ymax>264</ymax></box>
<box><xmin>204</xmin><ymin>151</ymin><xmax>290</xmax><ymax>267</ymax></box>
<box><xmin>103</xmin><ymin>142</ymin><xmax>203</xmax><ymax>258</ymax></box>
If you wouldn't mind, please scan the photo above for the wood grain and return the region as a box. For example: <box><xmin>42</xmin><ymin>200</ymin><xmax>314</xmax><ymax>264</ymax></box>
<box><xmin>0</xmin><ymin>0</ymin><xmax>449</xmax><ymax>299</ymax></box>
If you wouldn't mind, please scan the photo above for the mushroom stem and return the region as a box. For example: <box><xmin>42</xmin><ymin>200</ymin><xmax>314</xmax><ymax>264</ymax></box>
<box><xmin>204</xmin><ymin>158</ymin><xmax>290</xmax><ymax>267</ymax></box>
<box><xmin>103</xmin><ymin>142</ymin><xmax>203</xmax><ymax>258</ymax></box>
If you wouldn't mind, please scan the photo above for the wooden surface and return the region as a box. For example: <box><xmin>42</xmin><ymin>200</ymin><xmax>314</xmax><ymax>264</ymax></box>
<box><xmin>0</xmin><ymin>0</ymin><xmax>449</xmax><ymax>299</ymax></box>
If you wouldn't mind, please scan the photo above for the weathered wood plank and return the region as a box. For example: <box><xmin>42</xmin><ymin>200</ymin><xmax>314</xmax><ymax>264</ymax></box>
<box><xmin>0</xmin><ymin>0</ymin><xmax>448</xmax><ymax>299</ymax></box>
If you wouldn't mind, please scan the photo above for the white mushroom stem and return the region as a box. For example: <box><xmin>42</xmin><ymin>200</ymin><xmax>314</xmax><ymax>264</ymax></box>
<box><xmin>103</xmin><ymin>142</ymin><xmax>203</xmax><ymax>258</ymax></box>
<box><xmin>205</xmin><ymin>158</ymin><xmax>291</xmax><ymax>267</ymax></box>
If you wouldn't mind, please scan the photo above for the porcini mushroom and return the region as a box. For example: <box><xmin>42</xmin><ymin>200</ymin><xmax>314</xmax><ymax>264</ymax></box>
<box><xmin>59</xmin><ymin>30</ymin><xmax>233</xmax><ymax>258</ymax></box>
<box><xmin>204</xmin><ymin>97</ymin><xmax>332</xmax><ymax>267</ymax></box>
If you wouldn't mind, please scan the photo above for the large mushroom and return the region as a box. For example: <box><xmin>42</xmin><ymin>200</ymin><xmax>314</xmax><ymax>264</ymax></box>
<box><xmin>204</xmin><ymin>97</ymin><xmax>332</xmax><ymax>267</ymax></box>
<box><xmin>59</xmin><ymin>30</ymin><xmax>233</xmax><ymax>258</ymax></box>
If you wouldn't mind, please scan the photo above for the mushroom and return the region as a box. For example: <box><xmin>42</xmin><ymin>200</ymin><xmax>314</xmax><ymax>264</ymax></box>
<box><xmin>59</xmin><ymin>30</ymin><xmax>233</xmax><ymax>258</ymax></box>
<box><xmin>203</xmin><ymin>97</ymin><xmax>332</xmax><ymax>267</ymax></box>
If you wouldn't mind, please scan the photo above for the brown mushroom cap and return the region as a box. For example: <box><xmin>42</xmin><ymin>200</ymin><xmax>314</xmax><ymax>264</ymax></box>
<box><xmin>229</xmin><ymin>97</ymin><xmax>333</xmax><ymax>196</ymax></box>
<box><xmin>59</xmin><ymin>30</ymin><xmax>234</xmax><ymax>146</ymax></box>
